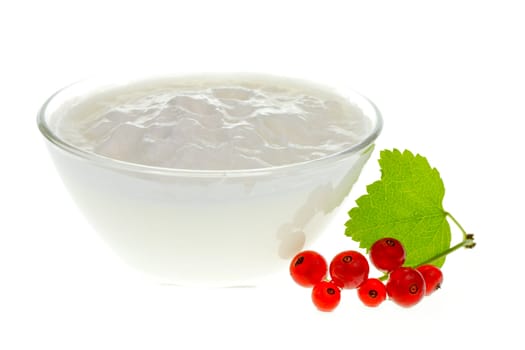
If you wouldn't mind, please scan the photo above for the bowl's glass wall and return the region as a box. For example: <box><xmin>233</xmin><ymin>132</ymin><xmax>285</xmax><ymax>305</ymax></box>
<box><xmin>38</xmin><ymin>75</ymin><xmax>381</xmax><ymax>286</ymax></box>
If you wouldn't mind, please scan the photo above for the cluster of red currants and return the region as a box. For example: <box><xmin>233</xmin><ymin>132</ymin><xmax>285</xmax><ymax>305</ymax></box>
<box><xmin>289</xmin><ymin>238</ymin><xmax>443</xmax><ymax>311</ymax></box>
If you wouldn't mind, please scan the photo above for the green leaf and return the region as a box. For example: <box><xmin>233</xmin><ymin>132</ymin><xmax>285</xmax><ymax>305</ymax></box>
<box><xmin>345</xmin><ymin>149</ymin><xmax>451</xmax><ymax>267</ymax></box>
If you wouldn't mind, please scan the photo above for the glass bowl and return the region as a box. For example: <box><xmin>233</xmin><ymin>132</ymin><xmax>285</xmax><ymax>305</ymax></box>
<box><xmin>37</xmin><ymin>73</ymin><xmax>382</xmax><ymax>287</ymax></box>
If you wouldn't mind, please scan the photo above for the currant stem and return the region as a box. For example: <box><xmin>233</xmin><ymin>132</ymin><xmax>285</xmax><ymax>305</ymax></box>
<box><xmin>414</xmin><ymin>211</ymin><xmax>475</xmax><ymax>267</ymax></box>
<box><xmin>414</xmin><ymin>240</ymin><xmax>469</xmax><ymax>267</ymax></box>
<box><xmin>377</xmin><ymin>211</ymin><xmax>474</xmax><ymax>281</ymax></box>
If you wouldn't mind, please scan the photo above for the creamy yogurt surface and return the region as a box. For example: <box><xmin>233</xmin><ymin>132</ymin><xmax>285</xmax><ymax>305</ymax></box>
<box><xmin>55</xmin><ymin>74</ymin><xmax>372</xmax><ymax>170</ymax></box>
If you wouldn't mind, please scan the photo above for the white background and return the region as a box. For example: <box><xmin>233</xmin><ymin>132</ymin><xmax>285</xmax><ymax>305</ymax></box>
<box><xmin>1</xmin><ymin>0</ymin><xmax>524</xmax><ymax>349</ymax></box>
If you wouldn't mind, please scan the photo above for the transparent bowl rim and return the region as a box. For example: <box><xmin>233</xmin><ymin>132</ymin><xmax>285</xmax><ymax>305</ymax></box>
<box><xmin>37</xmin><ymin>73</ymin><xmax>383</xmax><ymax>178</ymax></box>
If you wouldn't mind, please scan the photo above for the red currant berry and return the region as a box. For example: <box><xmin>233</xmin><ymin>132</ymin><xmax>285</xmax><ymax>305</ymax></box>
<box><xmin>369</xmin><ymin>237</ymin><xmax>406</xmax><ymax>272</ymax></box>
<box><xmin>289</xmin><ymin>250</ymin><xmax>327</xmax><ymax>287</ymax></box>
<box><xmin>416</xmin><ymin>265</ymin><xmax>443</xmax><ymax>296</ymax></box>
<box><xmin>329</xmin><ymin>250</ymin><xmax>369</xmax><ymax>289</ymax></box>
<box><xmin>311</xmin><ymin>280</ymin><xmax>341</xmax><ymax>312</ymax></box>
<box><xmin>358</xmin><ymin>278</ymin><xmax>387</xmax><ymax>307</ymax></box>
<box><xmin>386</xmin><ymin>267</ymin><xmax>426</xmax><ymax>307</ymax></box>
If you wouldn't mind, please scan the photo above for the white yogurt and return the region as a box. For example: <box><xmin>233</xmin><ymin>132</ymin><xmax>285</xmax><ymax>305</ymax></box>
<box><xmin>56</xmin><ymin>74</ymin><xmax>371</xmax><ymax>170</ymax></box>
